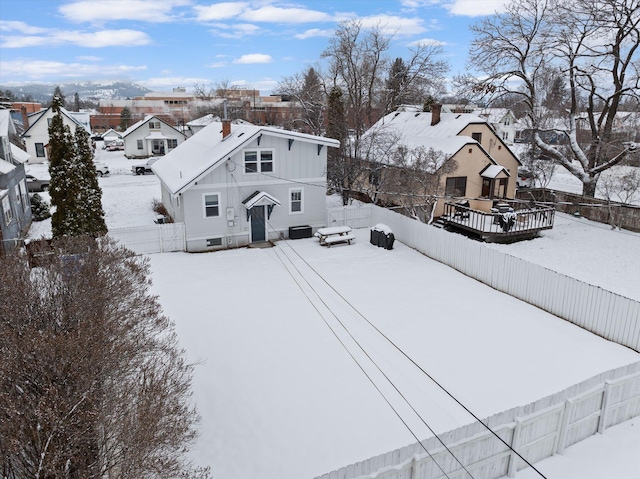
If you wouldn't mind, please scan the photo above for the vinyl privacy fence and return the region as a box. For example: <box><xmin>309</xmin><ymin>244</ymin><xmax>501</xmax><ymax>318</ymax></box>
<box><xmin>315</xmin><ymin>362</ymin><xmax>640</xmax><ymax>479</ymax></box>
<box><xmin>108</xmin><ymin>223</ymin><xmax>186</xmax><ymax>255</ymax></box>
<box><xmin>328</xmin><ymin>205</ymin><xmax>640</xmax><ymax>353</ymax></box>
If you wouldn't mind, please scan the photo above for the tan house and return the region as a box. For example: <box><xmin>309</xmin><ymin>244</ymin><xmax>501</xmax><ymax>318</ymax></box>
<box><xmin>365</xmin><ymin>105</ymin><xmax>554</xmax><ymax>241</ymax></box>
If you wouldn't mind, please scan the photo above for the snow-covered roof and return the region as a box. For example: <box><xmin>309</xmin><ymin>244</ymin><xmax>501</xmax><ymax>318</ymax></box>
<box><xmin>145</xmin><ymin>131</ymin><xmax>171</xmax><ymax>140</ymax></box>
<box><xmin>475</xmin><ymin>108</ymin><xmax>513</xmax><ymax>125</ymax></box>
<box><xmin>10</xmin><ymin>144</ymin><xmax>30</xmax><ymax>164</ymax></box>
<box><xmin>0</xmin><ymin>158</ymin><xmax>16</xmax><ymax>174</ymax></box>
<box><xmin>242</xmin><ymin>190</ymin><xmax>281</xmax><ymax>209</ymax></box>
<box><xmin>187</xmin><ymin>114</ymin><xmax>218</xmax><ymax>127</ymax></box>
<box><xmin>22</xmin><ymin>106</ymin><xmax>90</xmax><ymax>136</ymax></box>
<box><xmin>152</xmin><ymin>121</ymin><xmax>340</xmax><ymax>195</ymax></box>
<box><xmin>480</xmin><ymin>164</ymin><xmax>510</xmax><ymax>179</ymax></box>
<box><xmin>366</xmin><ymin>111</ymin><xmax>485</xmax><ymax>157</ymax></box>
<box><xmin>102</xmin><ymin>128</ymin><xmax>122</xmax><ymax>138</ymax></box>
<box><xmin>121</xmin><ymin>115</ymin><xmax>184</xmax><ymax>139</ymax></box>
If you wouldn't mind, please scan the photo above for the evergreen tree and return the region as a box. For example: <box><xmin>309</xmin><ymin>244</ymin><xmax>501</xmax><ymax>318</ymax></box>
<box><xmin>53</xmin><ymin>85</ymin><xmax>66</xmax><ymax>107</ymax></box>
<box><xmin>386</xmin><ymin>57</ymin><xmax>409</xmax><ymax>112</ymax></box>
<box><xmin>74</xmin><ymin>126</ymin><xmax>107</xmax><ymax>236</ymax></box>
<box><xmin>326</xmin><ymin>86</ymin><xmax>353</xmax><ymax>205</ymax></box>
<box><xmin>29</xmin><ymin>193</ymin><xmax>51</xmax><ymax>221</ymax></box>
<box><xmin>120</xmin><ymin>106</ymin><xmax>132</xmax><ymax>130</ymax></box>
<box><xmin>49</xmin><ymin>96</ymin><xmax>81</xmax><ymax>237</ymax></box>
<box><xmin>73</xmin><ymin>92</ymin><xmax>81</xmax><ymax>112</ymax></box>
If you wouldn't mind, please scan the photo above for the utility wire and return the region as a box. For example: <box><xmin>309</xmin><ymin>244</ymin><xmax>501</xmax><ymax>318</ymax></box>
<box><xmin>277</xmin><ymin>234</ymin><xmax>549</xmax><ymax>479</ymax></box>
<box><xmin>270</xmin><ymin>244</ymin><xmax>460</xmax><ymax>479</ymax></box>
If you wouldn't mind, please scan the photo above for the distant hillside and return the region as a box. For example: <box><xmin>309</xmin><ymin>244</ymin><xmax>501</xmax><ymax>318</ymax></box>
<box><xmin>0</xmin><ymin>81</ymin><xmax>151</xmax><ymax>104</ymax></box>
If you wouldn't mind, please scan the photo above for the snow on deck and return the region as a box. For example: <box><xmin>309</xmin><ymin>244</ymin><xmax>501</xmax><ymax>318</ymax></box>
<box><xmin>147</xmin><ymin>228</ymin><xmax>640</xmax><ymax>479</ymax></box>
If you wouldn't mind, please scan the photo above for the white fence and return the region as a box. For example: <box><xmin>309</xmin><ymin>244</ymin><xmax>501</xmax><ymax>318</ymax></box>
<box><xmin>108</xmin><ymin>223</ymin><xmax>185</xmax><ymax>255</ymax></box>
<box><xmin>328</xmin><ymin>204</ymin><xmax>640</xmax><ymax>353</ymax></box>
<box><xmin>316</xmin><ymin>362</ymin><xmax>640</xmax><ymax>479</ymax></box>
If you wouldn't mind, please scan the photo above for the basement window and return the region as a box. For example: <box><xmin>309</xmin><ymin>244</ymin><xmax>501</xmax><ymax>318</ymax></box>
<box><xmin>206</xmin><ymin>238</ymin><xmax>223</xmax><ymax>247</ymax></box>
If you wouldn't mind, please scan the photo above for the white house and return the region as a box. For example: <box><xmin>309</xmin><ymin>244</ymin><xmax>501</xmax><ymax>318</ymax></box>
<box><xmin>101</xmin><ymin>128</ymin><xmax>123</xmax><ymax>146</ymax></box>
<box><xmin>152</xmin><ymin>119</ymin><xmax>340</xmax><ymax>252</ymax></box>
<box><xmin>121</xmin><ymin>115</ymin><xmax>186</xmax><ymax>159</ymax></box>
<box><xmin>475</xmin><ymin>108</ymin><xmax>518</xmax><ymax>144</ymax></box>
<box><xmin>21</xmin><ymin>106</ymin><xmax>91</xmax><ymax>164</ymax></box>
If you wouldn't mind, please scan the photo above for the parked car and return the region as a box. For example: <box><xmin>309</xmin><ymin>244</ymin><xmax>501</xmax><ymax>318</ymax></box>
<box><xmin>516</xmin><ymin>168</ymin><xmax>534</xmax><ymax>188</ymax></box>
<box><xmin>94</xmin><ymin>161</ymin><xmax>110</xmax><ymax>177</ymax></box>
<box><xmin>25</xmin><ymin>174</ymin><xmax>50</xmax><ymax>192</ymax></box>
<box><xmin>132</xmin><ymin>157</ymin><xmax>160</xmax><ymax>175</ymax></box>
<box><xmin>105</xmin><ymin>140</ymin><xmax>124</xmax><ymax>151</ymax></box>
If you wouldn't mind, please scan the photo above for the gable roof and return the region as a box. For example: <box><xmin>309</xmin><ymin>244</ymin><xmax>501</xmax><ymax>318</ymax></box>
<box><xmin>480</xmin><ymin>164</ymin><xmax>510</xmax><ymax>179</ymax></box>
<box><xmin>121</xmin><ymin>115</ymin><xmax>185</xmax><ymax>139</ymax></box>
<box><xmin>152</xmin><ymin>121</ymin><xmax>340</xmax><ymax>195</ymax></box>
<box><xmin>22</xmin><ymin>106</ymin><xmax>89</xmax><ymax>136</ymax></box>
<box><xmin>0</xmin><ymin>110</ymin><xmax>17</xmax><ymax>137</ymax></box>
<box><xmin>367</xmin><ymin>111</ymin><xmax>487</xmax><ymax>158</ymax></box>
<box><xmin>0</xmin><ymin>158</ymin><xmax>15</xmax><ymax>174</ymax></box>
<box><xmin>10</xmin><ymin>144</ymin><xmax>30</xmax><ymax>164</ymax></box>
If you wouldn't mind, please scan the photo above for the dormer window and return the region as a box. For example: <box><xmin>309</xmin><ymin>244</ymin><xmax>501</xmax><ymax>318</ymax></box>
<box><xmin>149</xmin><ymin>121</ymin><xmax>161</xmax><ymax>130</ymax></box>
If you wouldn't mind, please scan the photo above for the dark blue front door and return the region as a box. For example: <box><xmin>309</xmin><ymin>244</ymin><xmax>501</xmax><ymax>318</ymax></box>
<box><xmin>250</xmin><ymin>206</ymin><xmax>266</xmax><ymax>243</ymax></box>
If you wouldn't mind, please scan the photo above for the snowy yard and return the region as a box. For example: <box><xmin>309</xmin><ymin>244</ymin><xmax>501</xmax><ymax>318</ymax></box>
<box><xmin>148</xmin><ymin>230</ymin><xmax>639</xmax><ymax>479</ymax></box>
<box><xmin>22</xmin><ymin>143</ymin><xmax>640</xmax><ymax>478</ymax></box>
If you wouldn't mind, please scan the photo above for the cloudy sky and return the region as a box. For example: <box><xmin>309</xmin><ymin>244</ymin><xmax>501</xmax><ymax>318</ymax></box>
<box><xmin>0</xmin><ymin>0</ymin><xmax>510</xmax><ymax>94</ymax></box>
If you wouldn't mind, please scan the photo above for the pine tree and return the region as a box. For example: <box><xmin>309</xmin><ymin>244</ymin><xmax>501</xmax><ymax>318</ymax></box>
<box><xmin>49</xmin><ymin>95</ymin><xmax>82</xmax><ymax>237</ymax></box>
<box><xmin>326</xmin><ymin>86</ymin><xmax>352</xmax><ymax>205</ymax></box>
<box><xmin>120</xmin><ymin>106</ymin><xmax>132</xmax><ymax>130</ymax></box>
<box><xmin>74</xmin><ymin>126</ymin><xmax>107</xmax><ymax>236</ymax></box>
<box><xmin>53</xmin><ymin>85</ymin><xmax>66</xmax><ymax>107</ymax></box>
<box><xmin>73</xmin><ymin>92</ymin><xmax>81</xmax><ymax>112</ymax></box>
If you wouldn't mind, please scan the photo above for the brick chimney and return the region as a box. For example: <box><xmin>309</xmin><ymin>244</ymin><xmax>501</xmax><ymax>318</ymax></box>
<box><xmin>431</xmin><ymin>104</ymin><xmax>442</xmax><ymax>126</ymax></box>
<box><xmin>21</xmin><ymin>106</ymin><xmax>29</xmax><ymax>130</ymax></box>
<box><xmin>222</xmin><ymin>119</ymin><xmax>231</xmax><ymax>139</ymax></box>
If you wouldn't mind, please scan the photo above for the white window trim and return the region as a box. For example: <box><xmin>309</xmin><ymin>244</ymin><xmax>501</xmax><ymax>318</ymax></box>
<box><xmin>203</xmin><ymin>192</ymin><xmax>221</xmax><ymax>218</ymax></box>
<box><xmin>19</xmin><ymin>180</ymin><xmax>29</xmax><ymax>211</ymax></box>
<box><xmin>289</xmin><ymin>187</ymin><xmax>303</xmax><ymax>215</ymax></box>
<box><xmin>137</xmin><ymin>139</ymin><xmax>144</xmax><ymax>149</ymax></box>
<box><xmin>243</xmin><ymin>149</ymin><xmax>275</xmax><ymax>174</ymax></box>
<box><xmin>2</xmin><ymin>195</ymin><xmax>12</xmax><ymax>225</ymax></box>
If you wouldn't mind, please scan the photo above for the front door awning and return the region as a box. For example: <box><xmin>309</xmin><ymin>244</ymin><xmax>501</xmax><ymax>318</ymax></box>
<box><xmin>242</xmin><ymin>191</ymin><xmax>281</xmax><ymax>220</ymax></box>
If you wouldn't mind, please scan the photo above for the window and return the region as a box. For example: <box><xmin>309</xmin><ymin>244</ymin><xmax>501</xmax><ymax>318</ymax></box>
<box><xmin>35</xmin><ymin>143</ymin><xmax>45</xmax><ymax>157</ymax></box>
<box><xmin>149</xmin><ymin>121</ymin><xmax>161</xmax><ymax>130</ymax></box>
<box><xmin>290</xmin><ymin>188</ymin><xmax>303</xmax><ymax>214</ymax></box>
<box><xmin>137</xmin><ymin>139</ymin><xmax>143</xmax><ymax>150</ymax></box>
<box><xmin>168</xmin><ymin>139</ymin><xmax>178</xmax><ymax>149</ymax></box>
<box><xmin>204</xmin><ymin>194</ymin><xmax>220</xmax><ymax>217</ymax></box>
<box><xmin>19</xmin><ymin>181</ymin><xmax>28</xmax><ymax>211</ymax></box>
<box><xmin>244</xmin><ymin>150</ymin><xmax>274</xmax><ymax>173</ymax></box>
<box><xmin>445</xmin><ymin>177</ymin><xmax>467</xmax><ymax>197</ymax></box>
<box><xmin>2</xmin><ymin>196</ymin><xmax>12</xmax><ymax>225</ymax></box>
<box><xmin>14</xmin><ymin>185</ymin><xmax>21</xmax><ymax>212</ymax></box>
<box><xmin>471</xmin><ymin>132</ymin><xmax>482</xmax><ymax>143</ymax></box>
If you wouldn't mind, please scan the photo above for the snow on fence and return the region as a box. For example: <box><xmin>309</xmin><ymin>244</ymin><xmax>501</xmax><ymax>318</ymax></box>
<box><xmin>315</xmin><ymin>362</ymin><xmax>640</xmax><ymax>479</ymax></box>
<box><xmin>328</xmin><ymin>204</ymin><xmax>640</xmax><ymax>353</ymax></box>
<box><xmin>108</xmin><ymin>223</ymin><xmax>185</xmax><ymax>255</ymax></box>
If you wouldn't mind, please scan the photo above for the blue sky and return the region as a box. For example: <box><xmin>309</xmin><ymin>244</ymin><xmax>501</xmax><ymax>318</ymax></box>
<box><xmin>0</xmin><ymin>0</ymin><xmax>510</xmax><ymax>94</ymax></box>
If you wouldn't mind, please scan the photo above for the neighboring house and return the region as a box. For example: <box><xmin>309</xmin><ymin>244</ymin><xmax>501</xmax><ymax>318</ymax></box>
<box><xmin>121</xmin><ymin>115</ymin><xmax>187</xmax><ymax>159</ymax></box>
<box><xmin>365</xmin><ymin>105</ymin><xmax>521</xmax><ymax>218</ymax></box>
<box><xmin>152</xmin><ymin>119</ymin><xmax>340</xmax><ymax>252</ymax></box>
<box><xmin>0</xmin><ymin>110</ymin><xmax>31</xmax><ymax>253</ymax></box>
<box><xmin>475</xmin><ymin>108</ymin><xmax>518</xmax><ymax>144</ymax></box>
<box><xmin>21</xmin><ymin>106</ymin><xmax>91</xmax><ymax>164</ymax></box>
<box><xmin>101</xmin><ymin>128</ymin><xmax>123</xmax><ymax>146</ymax></box>
<box><xmin>185</xmin><ymin>114</ymin><xmax>217</xmax><ymax>137</ymax></box>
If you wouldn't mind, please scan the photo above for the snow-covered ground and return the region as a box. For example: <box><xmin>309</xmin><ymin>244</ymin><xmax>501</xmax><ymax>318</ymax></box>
<box><xmin>148</xmin><ymin>231</ymin><xmax>639</xmax><ymax>479</ymax></box>
<box><xmin>23</xmin><ymin>143</ymin><xmax>640</xmax><ymax>478</ymax></box>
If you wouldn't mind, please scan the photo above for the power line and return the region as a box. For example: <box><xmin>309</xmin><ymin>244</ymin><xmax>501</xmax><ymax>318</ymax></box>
<box><xmin>269</xmin><ymin>244</ymin><xmax>464</xmax><ymax>479</ymax></box>
<box><xmin>277</xmin><ymin>234</ymin><xmax>549</xmax><ymax>479</ymax></box>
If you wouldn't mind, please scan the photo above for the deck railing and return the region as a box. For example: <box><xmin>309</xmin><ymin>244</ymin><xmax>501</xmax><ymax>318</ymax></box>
<box><xmin>442</xmin><ymin>202</ymin><xmax>555</xmax><ymax>239</ymax></box>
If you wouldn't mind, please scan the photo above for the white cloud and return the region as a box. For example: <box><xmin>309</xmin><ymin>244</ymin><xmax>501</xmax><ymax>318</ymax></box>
<box><xmin>194</xmin><ymin>2</ymin><xmax>248</xmax><ymax>21</ymax></box>
<box><xmin>408</xmin><ymin>38</ymin><xmax>447</xmax><ymax>47</ymax></box>
<box><xmin>358</xmin><ymin>15</ymin><xmax>428</xmax><ymax>36</ymax></box>
<box><xmin>233</xmin><ymin>54</ymin><xmax>273</xmax><ymax>64</ymax></box>
<box><xmin>0</xmin><ymin>20</ymin><xmax>48</xmax><ymax>34</ymax></box>
<box><xmin>76</xmin><ymin>55</ymin><xmax>103</xmax><ymax>61</ymax></box>
<box><xmin>445</xmin><ymin>0</ymin><xmax>510</xmax><ymax>16</ymax></box>
<box><xmin>212</xmin><ymin>22</ymin><xmax>261</xmax><ymax>38</ymax></box>
<box><xmin>294</xmin><ymin>28</ymin><xmax>334</xmax><ymax>40</ymax></box>
<box><xmin>1</xmin><ymin>28</ymin><xmax>151</xmax><ymax>48</ymax></box>
<box><xmin>240</xmin><ymin>5</ymin><xmax>333</xmax><ymax>24</ymax></box>
<box><xmin>208</xmin><ymin>62</ymin><xmax>227</xmax><ymax>68</ymax></box>
<box><xmin>59</xmin><ymin>0</ymin><xmax>191</xmax><ymax>23</ymax></box>
<box><xmin>0</xmin><ymin>59</ymin><xmax>147</xmax><ymax>81</ymax></box>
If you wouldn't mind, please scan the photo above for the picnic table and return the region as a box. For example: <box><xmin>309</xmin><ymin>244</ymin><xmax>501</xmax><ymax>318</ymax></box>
<box><xmin>315</xmin><ymin>226</ymin><xmax>356</xmax><ymax>247</ymax></box>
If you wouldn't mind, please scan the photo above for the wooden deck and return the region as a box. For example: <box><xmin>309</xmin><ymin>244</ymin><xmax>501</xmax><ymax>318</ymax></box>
<box><xmin>441</xmin><ymin>201</ymin><xmax>555</xmax><ymax>242</ymax></box>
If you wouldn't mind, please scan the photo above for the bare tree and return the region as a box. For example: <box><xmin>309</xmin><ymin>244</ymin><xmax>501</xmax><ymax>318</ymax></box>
<box><xmin>597</xmin><ymin>167</ymin><xmax>640</xmax><ymax>203</ymax></box>
<box><xmin>467</xmin><ymin>0</ymin><xmax>640</xmax><ymax>197</ymax></box>
<box><xmin>0</xmin><ymin>236</ymin><xmax>209</xmax><ymax>479</ymax></box>
<box><xmin>276</xmin><ymin>66</ymin><xmax>326</xmax><ymax>135</ymax></box>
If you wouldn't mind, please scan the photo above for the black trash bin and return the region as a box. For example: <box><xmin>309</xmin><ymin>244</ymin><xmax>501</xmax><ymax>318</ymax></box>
<box><xmin>371</xmin><ymin>224</ymin><xmax>394</xmax><ymax>250</ymax></box>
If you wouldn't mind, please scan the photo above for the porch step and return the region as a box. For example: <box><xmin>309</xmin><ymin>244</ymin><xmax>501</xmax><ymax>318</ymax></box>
<box><xmin>431</xmin><ymin>218</ymin><xmax>446</xmax><ymax>229</ymax></box>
